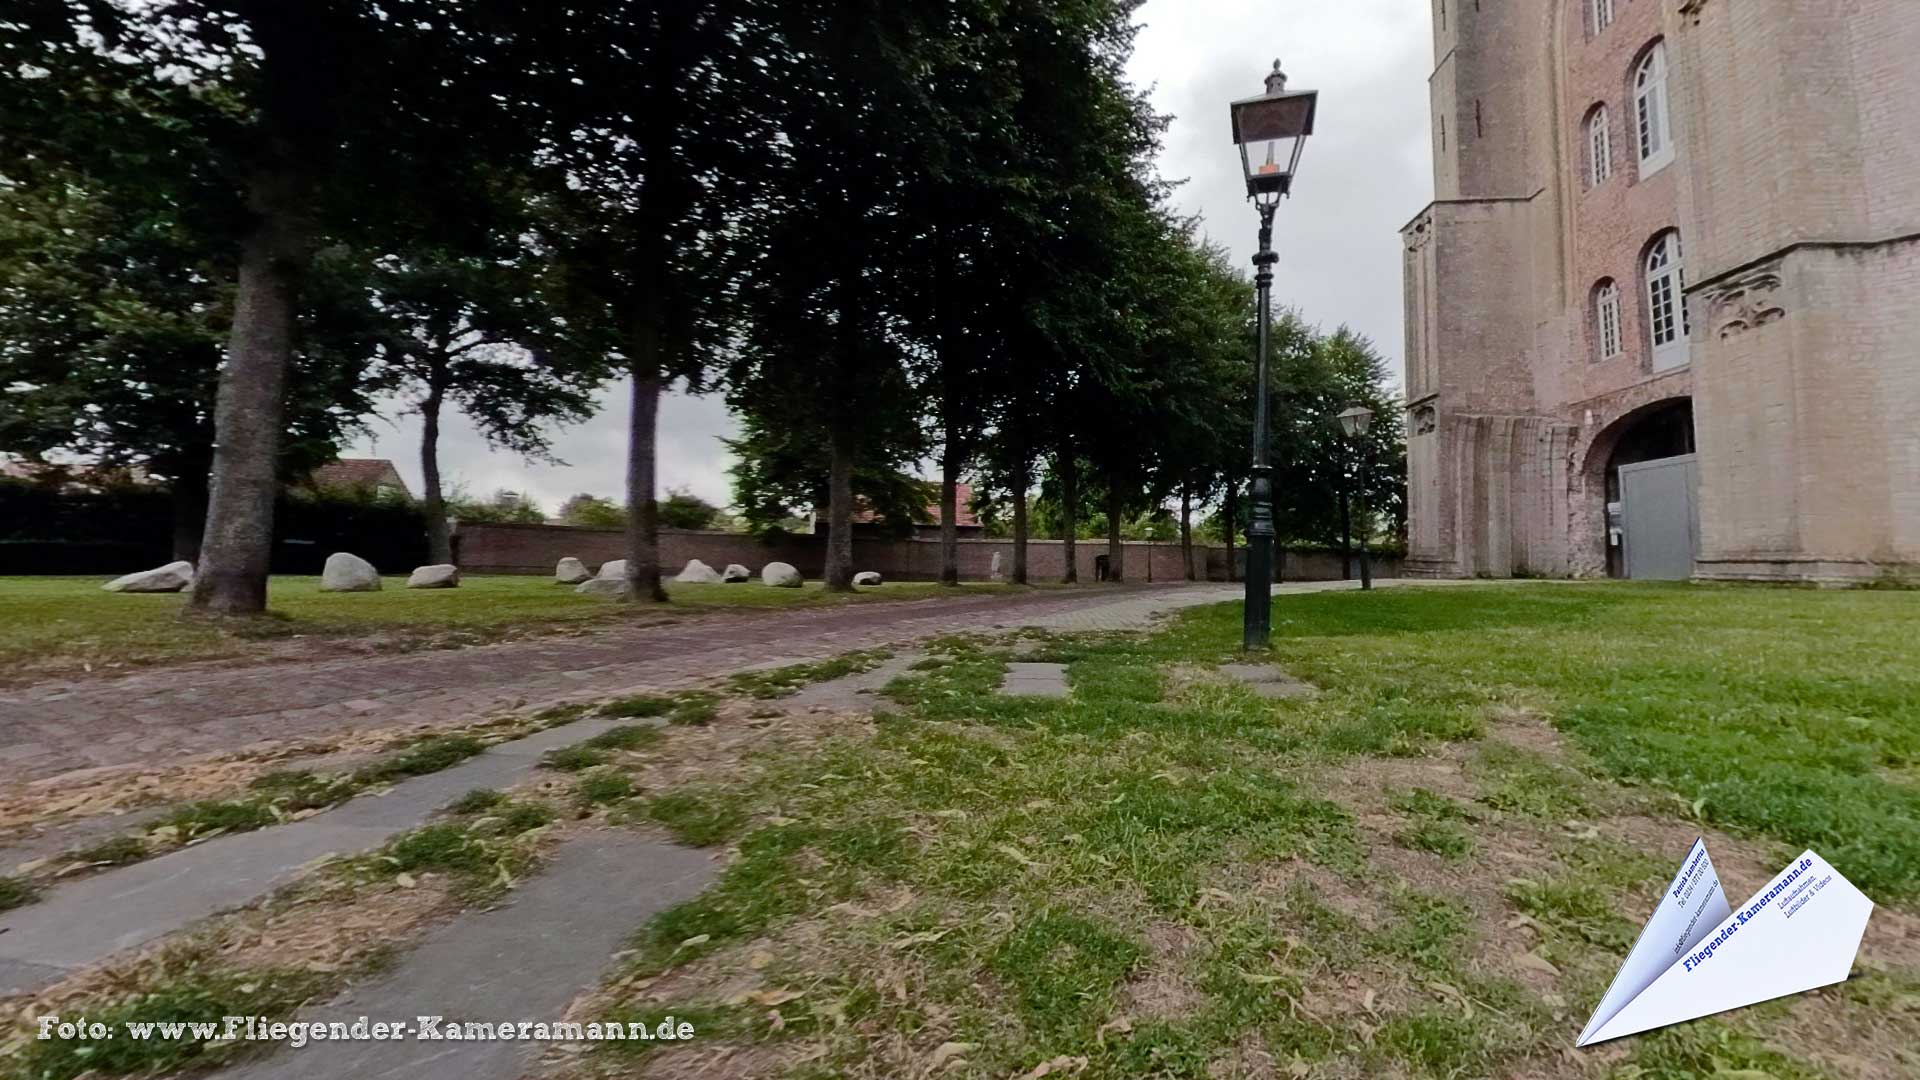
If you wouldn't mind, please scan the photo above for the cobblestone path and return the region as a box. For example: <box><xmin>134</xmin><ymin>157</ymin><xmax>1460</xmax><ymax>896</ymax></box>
<box><xmin>0</xmin><ymin>583</ymin><xmax>1244</xmax><ymax>786</ymax></box>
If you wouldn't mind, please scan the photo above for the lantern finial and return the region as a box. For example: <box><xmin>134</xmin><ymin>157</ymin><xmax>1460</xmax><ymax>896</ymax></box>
<box><xmin>1266</xmin><ymin>59</ymin><xmax>1287</xmax><ymax>94</ymax></box>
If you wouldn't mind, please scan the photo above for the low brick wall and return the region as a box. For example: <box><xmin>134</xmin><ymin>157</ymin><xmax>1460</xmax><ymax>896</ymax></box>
<box><xmin>453</xmin><ymin>523</ymin><xmax>1402</xmax><ymax>583</ymax></box>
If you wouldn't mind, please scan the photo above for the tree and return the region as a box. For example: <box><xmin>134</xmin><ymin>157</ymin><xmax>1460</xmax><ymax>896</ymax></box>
<box><xmin>658</xmin><ymin>489</ymin><xmax>721</xmax><ymax>531</ymax></box>
<box><xmin>6</xmin><ymin>0</ymin><xmax>562</xmax><ymax>614</ymax></box>
<box><xmin>366</xmin><ymin>247</ymin><xmax>601</xmax><ymax>563</ymax></box>
<box><xmin>0</xmin><ymin>169</ymin><xmax>384</xmax><ymax>562</ymax></box>
<box><xmin>446</xmin><ymin>488</ymin><xmax>545</xmax><ymax>525</ymax></box>
<box><xmin>515</xmin><ymin>1</ymin><xmax>761</xmax><ymax>604</ymax></box>
<box><xmin>557</xmin><ymin>493</ymin><xmax>625</xmax><ymax>529</ymax></box>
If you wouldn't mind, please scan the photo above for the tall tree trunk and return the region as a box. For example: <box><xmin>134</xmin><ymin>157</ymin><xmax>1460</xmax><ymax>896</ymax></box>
<box><xmin>939</xmin><ymin>448</ymin><xmax>960</xmax><ymax>587</ymax></box>
<box><xmin>625</xmin><ymin>346</ymin><xmax>668</xmax><ymax>603</ymax></box>
<box><xmin>170</xmin><ymin>466</ymin><xmax>209</xmax><ymax>564</ymax></box>
<box><xmin>1179</xmin><ymin>479</ymin><xmax>1194</xmax><ymax>581</ymax></box>
<box><xmin>420</xmin><ymin>373</ymin><xmax>452</xmax><ymax>565</ymax></box>
<box><xmin>1011</xmin><ymin>447</ymin><xmax>1030</xmax><ymax>585</ymax></box>
<box><xmin>188</xmin><ymin>166</ymin><xmax>310</xmax><ymax>616</ymax></box>
<box><xmin>1106</xmin><ymin>482</ymin><xmax>1124</xmax><ymax>583</ymax></box>
<box><xmin>1059</xmin><ymin>435</ymin><xmax>1078</xmax><ymax>583</ymax></box>
<box><xmin>1224</xmin><ymin>475</ymin><xmax>1239</xmax><ymax>583</ymax></box>
<box><xmin>825</xmin><ymin>422</ymin><xmax>855</xmax><ymax>591</ymax></box>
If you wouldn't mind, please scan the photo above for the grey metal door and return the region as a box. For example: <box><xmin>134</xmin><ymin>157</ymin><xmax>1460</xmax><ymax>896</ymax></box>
<box><xmin>1619</xmin><ymin>454</ymin><xmax>1699</xmax><ymax>580</ymax></box>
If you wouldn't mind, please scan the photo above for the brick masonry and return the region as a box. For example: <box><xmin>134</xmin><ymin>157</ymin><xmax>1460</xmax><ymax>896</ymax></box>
<box><xmin>1404</xmin><ymin>0</ymin><xmax>1920</xmax><ymax>583</ymax></box>
<box><xmin>453</xmin><ymin>523</ymin><xmax>1401</xmax><ymax>585</ymax></box>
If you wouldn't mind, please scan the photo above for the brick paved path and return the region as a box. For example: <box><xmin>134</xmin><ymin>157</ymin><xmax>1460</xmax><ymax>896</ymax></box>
<box><xmin>0</xmin><ymin>583</ymin><xmax>1242</xmax><ymax>786</ymax></box>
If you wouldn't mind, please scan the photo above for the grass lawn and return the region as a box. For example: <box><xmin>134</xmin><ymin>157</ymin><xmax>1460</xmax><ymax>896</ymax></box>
<box><xmin>555</xmin><ymin>582</ymin><xmax>1920</xmax><ymax>1078</ymax></box>
<box><xmin>0</xmin><ymin>575</ymin><xmax>1039</xmax><ymax>684</ymax></box>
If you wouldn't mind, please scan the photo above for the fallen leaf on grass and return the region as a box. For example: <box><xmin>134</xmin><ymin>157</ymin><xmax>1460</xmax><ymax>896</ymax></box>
<box><xmin>930</xmin><ymin>1041</ymin><xmax>976</xmax><ymax>1066</ymax></box>
<box><xmin>1096</xmin><ymin>1017</ymin><xmax>1133</xmax><ymax>1045</ymax></box>
<box><xmin>748</xmin><ymin>949</ymin><xmax>774</xmax><ymax>970</ymax></box>
<box><xmin>1513</xmin><ymin>950</ymin><xmax>1560</xmax><ymax>976</ymax></box>
<box><xmin>993</xmin><ymin>843</ymin><xmax>1042</xmax><ymax>869</ymax></box>
<box><xmin>1020</xmin><ymin>1055</ymin><xmax>1089</xmax><ymax>1079</ymax></box>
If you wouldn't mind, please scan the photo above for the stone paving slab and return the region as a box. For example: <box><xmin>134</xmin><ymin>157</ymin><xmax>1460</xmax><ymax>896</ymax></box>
<box><xmin>783</xmin><ymin>652</ymin><xmax>922</xmax><ymax>711</ymax></box>
<box><xmin>1217</xmin><ymin>663</ymin><xmax>1317</xmax><ymax>699</ymax></box>
<box><xmin>0</xmin><ymin>717</ymin><xmax>632</xmax><ymax>996</ymax></box>
<box><xmin>999</xmin><ymin>662</ymin><xmax>1070</xmax><ymax>698</ymax></box>
<box><xmin>213</xmin><ymin>831</ymin><xmax>715</xmax><ymax>1080</ymax></box>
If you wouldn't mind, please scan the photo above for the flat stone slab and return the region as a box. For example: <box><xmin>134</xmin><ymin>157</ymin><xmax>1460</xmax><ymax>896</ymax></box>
<box><xmin>999</xmin><ymin>662</ymin><xmax>1069</xmax><ymax>698</ymax></box>
<box><xmin>1217</xmin><ymin>663</ymin><xmax>1317</xmax><ymax>700</ymax></box>
<box><xmin>214</xmin><ymin>831</ymin><xmax>715</xmax><ymax>1080</ymax></box>
<box><xmin>0</xmin><ymin>717</ymin><xmax>635</xmax><ymax>996</ymax></box>
<box><xmin>783</xmin><ymin>653</ymin><xmax>922</xmax><ymax>711</ymax></box>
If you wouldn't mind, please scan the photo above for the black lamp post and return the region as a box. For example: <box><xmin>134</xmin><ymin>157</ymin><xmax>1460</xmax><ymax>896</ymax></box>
<box><xmin>1231</xmin><ymin>60</ymin><xmax>1318</xmax><ymax>648</ymax></box>
<box><xmin>1337</xmin><ymin>403</ymin><xmax>1376</xmax><ymax>590</ymax></box>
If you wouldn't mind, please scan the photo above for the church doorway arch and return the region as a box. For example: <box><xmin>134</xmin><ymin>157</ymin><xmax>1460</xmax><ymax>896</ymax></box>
<box><xmin>1583</xmin><ymin>398</ymin><xmax>1697</xmax><ymax>578</ymax></box>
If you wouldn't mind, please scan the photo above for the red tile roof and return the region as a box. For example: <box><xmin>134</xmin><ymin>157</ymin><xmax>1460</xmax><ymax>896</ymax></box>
<box><xmin>842</xmin><ymin>483</ymin><xmax>980</xmax><ymax>528</ymax></box>
<box><xmin>307</xmin><ymin>459</ymin><xmax>411</xmax><ymax>497</ymax></box>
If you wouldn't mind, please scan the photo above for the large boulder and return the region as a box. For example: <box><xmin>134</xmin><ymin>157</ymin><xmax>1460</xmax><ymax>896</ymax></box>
<box><xmin>722</xmin><ymin>563</ymin><xmax>751</xmax><ymax>583</ymax></box>
<box><xmin>575</xmin><ymin>577</ymin><xmax>629</xmax><ymax>600</ymax></box>
<box><xmin>407</xmin><ymin>564</ymin><xmax>460</xmax><ymax>589</ymax></box>
<box><xmin>555</xmin><ymin>556</ymin><xmax>592</xmax><ymax>584</ymax></box>
<box><xmin>102</xmin><ymin>561</ymin><xmax>194</xmax><ymax>594</ymax></box>
<box><xmin>596</xmin><ymin>559</ymin><xmax>628</xmax><ymax>580</ymax></box>
<box><xmin>674</xmin><ymin>559</ymin><xmax>724</xmax><ymax>584</ymax></box>
<box><xmin>853</xmin><ymin>571</ymin><xmax>882</xmax><ymax>587</ymax></box>
<box><xmin>761</xmin><ymin>561</ymin><xmax>803</xmax><ymax>588</ymax></box>
<box><xmin>320</xmin><ymin>552</ymin><xmax>382</xmax><ymax>592</ymax></box>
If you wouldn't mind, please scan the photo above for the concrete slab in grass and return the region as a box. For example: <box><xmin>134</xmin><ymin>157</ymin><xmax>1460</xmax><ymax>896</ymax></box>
<box><xmin>784</xmin><ymin>653</ymin><xmax>922</xmax><ymax>711</ymax></box>
<box><xmin>1218</xmin><ymin>663</ymin><xmax>1317</xmax><ymax>700</ymax></box>
<box><xmin>0</xmin><ymin>716</ymin><xmax>636</xmax><ymax>996</ymax></box>
<box><xmin>213</xmin><ymin>832</ymin><xmax>715</xmax><ymax>1080</ymax></box>
<box><xmin>999</xmin><ymin>662</ymin><xmax>1069</xmax><ymax>698</ymax></box>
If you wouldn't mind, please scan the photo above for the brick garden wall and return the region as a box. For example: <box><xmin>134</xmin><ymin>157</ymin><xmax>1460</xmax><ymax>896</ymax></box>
<box><xmin>452</xmin><ymin>523</ymin><xmax>1401</xmax><ymax>583</ymax></box>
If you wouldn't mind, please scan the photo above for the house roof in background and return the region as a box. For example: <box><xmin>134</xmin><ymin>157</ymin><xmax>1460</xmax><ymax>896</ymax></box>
<box><xmin>839</xmin><ymin>482</ymin><xmax>981</xmax><ymax>528</ymax></box>
<box><xmin>308</xmin><ymin>459</ymin><xmax>411</xmax><ymax>497</ymax></box>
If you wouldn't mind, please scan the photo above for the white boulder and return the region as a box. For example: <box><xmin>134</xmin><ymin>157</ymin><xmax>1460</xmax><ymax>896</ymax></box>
<box><xmin>722</xmin><ymin>563</ymin><xmax>751</xmax><ymax>583</ymax></box>
<box><xmin>407</xmin><ymin>564</ymin><xmax>460</xmax><ymax>589</ymax></box>
<box><xmin>320</xmin><ymin>552</ymin><xmax>382</xmax><ymax>592</ymax></box>
<box><xmin>575</xmin><ymin>577</ymin><xmax>629</xmax><ymax>599</ymax></box>
<box><xmin>761</xmin><ymin>561</ymin><xmax>803</xmax><ymax>588</ymax></box>
<box><xmin>102</xmin><ymin>561</ymin><xmax>194</xmax><ymax>594</ymax></box>
<box><xmin>596</xmin><ymin>559</ymin><xmax>628</xmax><ymax>580</ymax></box>
<box><xmin>555</xmin><ymin>556</ymin><xmax>591</xmax><ymax>584</ymax></box>
<box><xmin>674</xmin><ymin>559</ymin><xmax>724</xmax><ymax>584</ymax></box>
<box><xmin>853</xmin><ymin>571</ymin><xmax>882</xmax><ymax>586</ymax></box>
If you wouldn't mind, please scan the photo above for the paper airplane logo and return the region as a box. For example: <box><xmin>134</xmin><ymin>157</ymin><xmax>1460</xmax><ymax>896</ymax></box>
<box><xmin>1578</xmin><ymin>839</ymin><xmax>1874</xmax><ymax>1046</ymax></box>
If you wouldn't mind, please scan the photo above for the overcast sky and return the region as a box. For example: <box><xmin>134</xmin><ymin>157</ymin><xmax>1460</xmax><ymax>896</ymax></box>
<box><xmin>345</xmin><ymin>0</ymin><xmax>1435</xmax><ymax>514</ymax></box>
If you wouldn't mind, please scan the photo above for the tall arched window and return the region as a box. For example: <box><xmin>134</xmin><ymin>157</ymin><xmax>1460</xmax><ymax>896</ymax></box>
<box><xmin>1595</xmin><ymin>280</ymin><xmax>1623</xmax><ymax>360</ymax></box>
<box><xmin>1587</xmin><ymin>106</ymin><xmax>1613</xmax><ymax>188</ymax></box>
<box><xmin>1645</xmin><ymin>232</ymin><xmax>1691</xmax><ymax>371</ymax></box>
<box><xmin>1635</xmin><ymin>42</ymin><xmax>1674</xmax><ymax>176</ymax></box>
<box><xmin>1591</xmin><ymin>0</ymin><xmax>1616</xmax><ymax>36</ymax></box>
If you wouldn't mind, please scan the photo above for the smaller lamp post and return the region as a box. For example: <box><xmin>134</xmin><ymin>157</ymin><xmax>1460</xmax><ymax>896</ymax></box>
<box><xmin>1336</xmin><ymin>404</ymin><xmax>1376</xmax><ymax>591</ymax></box>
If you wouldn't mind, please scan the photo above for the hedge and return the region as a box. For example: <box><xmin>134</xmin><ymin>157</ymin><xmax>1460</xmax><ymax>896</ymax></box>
<box><xmin>0</xmin><ymin>481</ymin><xmax>430</xmax><ymax>576</ymax></box>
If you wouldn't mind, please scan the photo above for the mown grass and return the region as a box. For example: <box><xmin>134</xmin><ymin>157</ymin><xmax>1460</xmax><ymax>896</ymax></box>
<box><xmin>578</xmin><ymin>583</ymin><xmax>1919</xmax><ymax>1078</ymax></box>
<box><xmin>0</xmin><ymin>575</ymin><xmax>1039</xmax><ymax>683</ymax></box>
